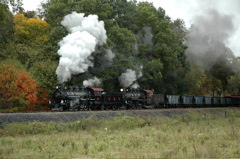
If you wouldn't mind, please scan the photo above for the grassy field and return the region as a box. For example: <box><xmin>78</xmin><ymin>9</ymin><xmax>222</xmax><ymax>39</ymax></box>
<box><xmin>0</xmin><ymin>111</ymin><xmax>240</xmax><ymax>158</ymax></box>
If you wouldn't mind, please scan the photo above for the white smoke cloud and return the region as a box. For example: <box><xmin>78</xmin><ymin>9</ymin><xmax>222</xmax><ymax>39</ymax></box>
<box><xmin>83</xmin><ymin>77</ymin><xmax>102</xmax><ymax>87</ymax></box>
<box><xmin>56</xmin><ymin>12</ymin><xmax>107</xmax><ymax>83</ymax></box>
<box><xmin>119</xmin><ymin>69</ymin><xmax>142</xmax><ymax>88</ymax></box>
<box><xmin>104</xmin><ymin>49</ymin><xmax>115</xmax><ymax>62</ymax></box>
<box><xmin>142</xmin><ymin>26</ymin><xmax>153</xmax><ymax>48</ymax></box>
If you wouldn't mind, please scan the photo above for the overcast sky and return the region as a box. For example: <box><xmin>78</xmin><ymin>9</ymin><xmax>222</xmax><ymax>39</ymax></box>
<box><xmin>22</xmin><ymin>0</ymin><xmax>240</xmax><ymax>56</ymax></box>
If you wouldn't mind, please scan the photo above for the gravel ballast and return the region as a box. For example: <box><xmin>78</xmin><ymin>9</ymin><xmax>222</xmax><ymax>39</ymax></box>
<box><xmin>0</xmin><ymin>107</ymin><xmax>239</xmax><ymax>126</ymax></box>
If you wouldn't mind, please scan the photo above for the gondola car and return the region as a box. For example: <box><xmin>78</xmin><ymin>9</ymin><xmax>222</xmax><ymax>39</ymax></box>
<box><xmin>182</xmin><ymin>96</ymin><xmax>194</xmax><ymax>108</ymax></box>
<box><xmin>194</xmin><ymin>96</ymin><xmax>204</xmax><ymax>107</ymax></box>
<box><xmin>165</xmin><ymin>95</ymin><xmax>181</xmax><ymax>107</ymax></box>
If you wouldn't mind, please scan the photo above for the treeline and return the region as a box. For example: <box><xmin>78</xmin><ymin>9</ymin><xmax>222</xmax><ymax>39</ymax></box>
<box><xmin>1</xmin><ymin>0</ymin><xmax>240</xmax><ymax>111</ymax></box>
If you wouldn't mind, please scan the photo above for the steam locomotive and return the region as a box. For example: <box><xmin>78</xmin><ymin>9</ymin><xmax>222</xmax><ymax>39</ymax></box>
<box><xmin>49</xmin><ymin>85</ymin><xmax>240</xmax><ymax>111</ymax></box>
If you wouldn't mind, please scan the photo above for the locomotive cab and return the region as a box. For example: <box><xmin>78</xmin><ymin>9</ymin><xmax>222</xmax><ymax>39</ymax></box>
<box><xmin>87</xmin><ymin>87</ymin><xmax>104</xmax><ymax>109</ymax></box>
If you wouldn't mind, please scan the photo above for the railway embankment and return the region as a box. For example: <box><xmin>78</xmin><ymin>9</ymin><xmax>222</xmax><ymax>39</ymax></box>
<box><xmin>0</xmin><ymin>107</ymin><xmax>239</xmax><ymax>126</ymax></box>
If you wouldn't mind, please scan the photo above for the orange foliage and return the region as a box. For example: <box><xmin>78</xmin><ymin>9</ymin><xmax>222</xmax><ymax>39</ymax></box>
<box><xmin>0</xmin><ymin>64</ymin><xmax>49</xmax><ymax>111</ymax></box>
<box><xmin>18</xmin><ymin>69</ymin><xmax>38</xmax><ymax>111</ymax></box>
<box><xmin>35</xmin><ymin>85</ymin><xmax>50</xmax><ymax>111</ymax></box>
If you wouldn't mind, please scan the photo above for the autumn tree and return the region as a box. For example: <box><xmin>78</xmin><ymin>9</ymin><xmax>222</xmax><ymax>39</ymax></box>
<box><xmin>14</xmin><ymin>13</ymin><xmax>50</xmax><ymax>44</ymax></box>
<box><xmin>0</xmin><ymin>60</ymin><xmax>39</xmax><ymax>111</ymax></box>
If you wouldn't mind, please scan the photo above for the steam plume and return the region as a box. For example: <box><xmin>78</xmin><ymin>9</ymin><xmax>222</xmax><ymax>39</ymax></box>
<box><xmin>56</xmin><ymin>12</ymin><xmax>107</xmax><ymax>83</ymax></box>
<box><xmin>119</xmin><ymin>69</ymin><xmax>142</xmax><ymax>88</ymax></box>
<box><xmin>83</xmin><ymin>77</ymin><xmax>101</xmax><ymax>87</ymax></box>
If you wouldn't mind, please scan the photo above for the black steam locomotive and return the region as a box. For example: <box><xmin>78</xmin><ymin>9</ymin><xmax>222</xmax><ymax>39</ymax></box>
<box><xmin>49</xmin><ymin>85</ymin><xmax>103</xmax><ymax>111</ymax></box>
<box><xmin>49</xmin><ymin>85</ymin><xmax>240</xmax><ymax>111</ymax></box>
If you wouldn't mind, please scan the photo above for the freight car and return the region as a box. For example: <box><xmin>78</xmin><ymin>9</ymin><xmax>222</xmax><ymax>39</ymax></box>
<box><xmin>49</xmin><ymin>85</ymin><xmax>240</xmax><ymax>111</ymax></box>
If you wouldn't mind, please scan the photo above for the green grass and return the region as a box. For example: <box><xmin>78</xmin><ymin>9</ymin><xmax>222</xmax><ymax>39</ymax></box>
<box><xmin>0</xmin><ymin>112</ymin><xmax>240</xmax><ymax>158</ymax></box>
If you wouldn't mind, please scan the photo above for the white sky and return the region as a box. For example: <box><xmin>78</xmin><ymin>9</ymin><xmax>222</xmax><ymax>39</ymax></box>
<box><xmin>22</xmin><ymin>0</ymin><xmax>240</xmax><ymax>56</ymax></box>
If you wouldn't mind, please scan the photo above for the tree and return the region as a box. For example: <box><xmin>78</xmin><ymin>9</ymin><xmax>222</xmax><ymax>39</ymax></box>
<box><xmin>140</xmin><ymin>59</ymin><xmax>163</xmax><ymax>92</ymax></box>
<box><xmin>184</xmin><ymin>65</ymin><xmax>206</xmax><ymax>95</ymax></box>
<box><xmin>0</xmin><ymin>60</ymin><xmax>38</xmax><ymax>111</ymax></box>
<box><xmin>29</xmin><ymin>60</ymin><xmax>58</xmax><ymax>94</ymax></box>
<box><xmin>136</xmin><ymin>2</ymin><xmax>159</xmax><ymax>28</ymax></box>
<box><xmin>228</xmin><ymin>73</ymin><xmax>240</xmax><ymax>95</ymax></box>
<box><xmin>14</xmin><ymin>13</ymin><xmax>51</xmax><ymax>44</ymax></box>
<box><xmin>208</xmin><ymin>59</ymin><xmax>234</xmax><ymax>95</ymax></box>
<box><xmin>108</xmin><ymin>25</ymin><xmax>136</xmax><ymax>55</ymax></box>
<box><xmin>109</xmin><ymin>0</ymin><xmax>138</xmax><ymax>32</ymax></box>
<box><xmin>152</xmin><ymin>17</ymin><xmax>189</xmax><ymax>94</ymax></box>
<box><xmin>2</xmin><ymin>42</ymin><xmax>57</xmax><ymax>68</ymax></box>
<box><xmin>9</xmin><ymin>0</ymin><xmax>24</xmax><ymax>13</ymax></box>
<box><xmin>0</xmin><ymin>3</ymin><xmax>14</xmax><ymax>52</ymax></box>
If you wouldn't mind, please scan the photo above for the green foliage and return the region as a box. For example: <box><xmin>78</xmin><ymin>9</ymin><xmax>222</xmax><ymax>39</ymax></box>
<box><xmin>184</xmin><ymin>64</ymin><xmax>206</xmax><ymax>95</ymax></box>
<box><xmin>2</xmin><ymin>42</ymin><xmax>57</xmax><ymax>68</ymax></box>
<box><xmin>152</xmin><ymin>17</ymin><xmax>189</xmax><ymax>94</ymax></box>
<box><xmin>136</xmin><ymin>2</ymin><xmax>159</xmax><ymax>28</ymax></box>
<box><xmin>108</xmin><ymin>26</ymin><xmax>136</xmax><ymax>55</ymax></box>
<box><xmin>228</xmin><ymin>73</ymin><xmax>240</xmax><ymax>94</ymax></box>
<box><xmin>0</xmin><ymin>3</ymin><xmax>14</xmax><ymax>50</ymax></box>
<box><xmin>209</xmin><ymin>59</ymin><xmax>234</xmax><ymax>93</ymax></box>
<box><xmin>141</xmin><ymin>59</ymin><xmax>163</xmax><ymax>91</ymax></box>
<box><xmin>110</xmin><ymin>0</ymin><xmax>138</xmax><ymax>32</ymax></box>
<box><xmin>29</xmin><ymin>60</ymin><xmax>58</xmax><ymax>93</ymax></box>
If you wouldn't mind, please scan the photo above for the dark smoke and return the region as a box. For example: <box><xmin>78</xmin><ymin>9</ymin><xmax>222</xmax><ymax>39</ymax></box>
<box><xmin>186</xmin><ymin>9</ymin><xmax>236</xmax><ymax>70</ymax></box>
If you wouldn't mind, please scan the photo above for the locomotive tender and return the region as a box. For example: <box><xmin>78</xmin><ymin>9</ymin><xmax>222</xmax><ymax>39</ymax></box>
<box><xmin>49</xmin><ymin>85</ymin><xmax>240</xmax><ymax>111</ymax></box>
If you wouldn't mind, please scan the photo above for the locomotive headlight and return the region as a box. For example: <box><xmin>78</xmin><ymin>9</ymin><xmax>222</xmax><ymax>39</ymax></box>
<box><xmin>61</xmin><ymin>100</ymin><xmax>64</xmax><ymax>104</ymax></box>
<box><xmin>49</xmin><ymin>101</ymin><xmax>51</xmax><ymax>104</ymax></box>
<box><xmin>56</xmin><ymin>86</ymin><xmax>59</xmax><ymax>89</ymax></box>
<box><xmin>120</xmin><ymin>88</ymin><xmax>124</xmax><ymax>92</ymax></box>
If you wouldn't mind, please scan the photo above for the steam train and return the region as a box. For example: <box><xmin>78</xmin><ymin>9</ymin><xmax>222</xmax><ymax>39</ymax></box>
<box><xmin>49</xmin><ymin>85</ymin><xmax>240</xmax><ymax>111</ymax></box>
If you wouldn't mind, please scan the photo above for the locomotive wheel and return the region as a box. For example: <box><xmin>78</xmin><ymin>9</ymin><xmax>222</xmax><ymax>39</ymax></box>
<box><xmin>138</xmin><ymin>104</ymin><xmax>143</xmax><ymax>110</ymax></box>
<box><xmin>82</xmin><ymin>103</ymin><xmax>88</xmax><ymax>111</ymax></box>
<box><xmin>59</xmin><ymin>106</ymin><xmax>63</xmax><ymax>111</ymax></box>
<box><xmin>137</xmin><ymin>103</ymin><xmax>142</xmax><ymax>109</ymax></box>
<box><xmin>69</xmin><ymin>105</ymin><xmax>79</xmax><ymax>111</ymax></box>
<box><xmin>100</xmin><ymin>104</ymin><xmax>105</xmax><ymax>110</ymax></box>
<box><xmin>112</xmin><ymin>105</ymin><xmax>117</xmax><ymax>111</ymax></box>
